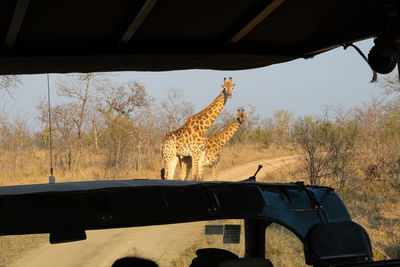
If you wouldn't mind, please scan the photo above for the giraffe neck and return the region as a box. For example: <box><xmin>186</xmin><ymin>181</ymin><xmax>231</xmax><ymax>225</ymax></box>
<box><xmin>185</xmin><ymin>90</ymin><xmax>227</xmax><ymax>136</ymax></box>
<box><xmin>208</xmin><ymin>120</ymin><xmax>240</xmax><ymax>150</ymax></box>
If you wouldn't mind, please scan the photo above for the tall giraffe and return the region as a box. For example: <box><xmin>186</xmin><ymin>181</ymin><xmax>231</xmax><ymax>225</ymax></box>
<box><xmin>161</xmin><ymin>78</ymin><xmax>236</xmax><ymax>180</ymax></box>
<box><xmin>180</xmin><ymin>109</ymin><xmax>248</xmax><ymax>181</ymax></box>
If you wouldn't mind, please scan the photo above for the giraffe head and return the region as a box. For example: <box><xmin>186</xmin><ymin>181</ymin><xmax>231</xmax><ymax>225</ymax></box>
<box><xmin>235</xmin><ymin>109</ymin><xmax>248</xmax><ymax>125</ymax></box>
<box><xmin>220</xmin><ymin>77</ymin><xmax>236</xmax><ymax>99</ymax></box>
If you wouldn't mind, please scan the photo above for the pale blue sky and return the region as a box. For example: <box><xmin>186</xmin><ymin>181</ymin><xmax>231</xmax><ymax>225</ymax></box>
<box><xmin>4</xmin><ymin>38</ymin><xmax>388</xmax><ymax>129</ymax></box>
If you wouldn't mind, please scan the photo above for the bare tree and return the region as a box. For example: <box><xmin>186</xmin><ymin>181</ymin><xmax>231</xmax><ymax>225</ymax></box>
<box><xmin>290</xmin><ymin>109</ymin><xmax>358</xmax><ymax>189</ymax></box>
<box><xmin>376</xmin><ymin>75</ymin><xmax>400</xmax><ymax>182</ymax></box>
<box><xmin>97</xmin><ymin>81</ymin><xmax>152</xmax><ymax>178</ymax></box>
<box><xmin>380</xmin><ymin>74</ymin><xmax>400</xmax><ymax>97</ymax></box>
<box><xmin>0</xmin><ymin>75</ymin><xmax>22</xmax><ymax>172</ymax></box>
<box><xmin>0</xmin><ymin>75</ymin><xmax>21</xmax><ymax>97</ymax></box>
<box><xmin>290</xmin><ymin>116</ymin><xmax>332</xmax><ymax>186</ymax></box>
<box><xmin>161</xmin><ymin>88</ymin><xmax>194</xmax><ymax>132</ymax></box>
<box><xmin>272</xmin><ymin>110</ymin><xmax>293</xmax><ymax>148</ymax></box>
<box><xmin>37</xmin><ymin>98</ymin><xmax>80</xmax><ymax>172</ymax></box>
<box><xmin>56</xmin><ymin>73</ymin><xmax>108</xmax><ymax>139</ymax></box>
<box><xmin>0</xmin><ymin>75</ymin><xmax>21</xmax><ymax>128</ymax></box>
<box><xmin>99</xmin><ymin>81</ymin><xmax>149</xmax><ymax>115</ymax></box>
<box><xmin>0</xmin><ymin>116</ymin><xmax>32</xmax><ymax>179</ymax></box>
<box><xmin>354</xmin><ymin>98</ymin><xmax>388</xmax><ymax>181</ymax></box>
<box><xmin>324</xmin><ymin>107</ymin><xmax>358</xmax><ymax>189</ymax></box>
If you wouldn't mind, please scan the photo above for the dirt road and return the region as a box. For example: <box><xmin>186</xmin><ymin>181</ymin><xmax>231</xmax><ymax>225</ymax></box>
<box><xmin>10</xmin><ymin>155</ymin><xmax>297</xmax><ymax>267</ymax></box>
<box><xmin>217</xmin><ymin>155</ymin><xmax>297</xmax><ymax>181</ymax></box>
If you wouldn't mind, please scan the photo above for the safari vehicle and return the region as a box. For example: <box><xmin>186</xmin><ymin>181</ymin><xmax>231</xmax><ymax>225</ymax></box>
<box><xmin>2</xmin><ymin>179</ymin><xmax>399</xmax><ymax>267</ymax></box>
<box><xmin>1</xmin><ymin>0</ymin><xmax>400</xmax><ymax>266</ymax></box>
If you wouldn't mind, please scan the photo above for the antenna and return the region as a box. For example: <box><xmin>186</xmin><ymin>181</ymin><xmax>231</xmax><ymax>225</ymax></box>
<box><xmin>47</xmin><ymin>73</ymin><xmax>55</xmax><ymax>184</ymax></box>
<box><xmin>247</xmin><ymin>165</ymin><xmax>263</xmax><ymax>182</ymax></box>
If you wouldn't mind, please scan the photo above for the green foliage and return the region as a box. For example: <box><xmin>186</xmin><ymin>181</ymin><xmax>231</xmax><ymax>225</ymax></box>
<box><xmin>289</xmin><ymin>113</ymin><xmax>358</xmax><ymax>188</ymax></box>
<box><xmin>249</xmin><ymin>126</ymin><xmax>273</xmax><ymax>148</ymax></box>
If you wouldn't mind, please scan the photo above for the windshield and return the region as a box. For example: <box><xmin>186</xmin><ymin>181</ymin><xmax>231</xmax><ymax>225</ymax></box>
<box><xmin>2</xmin><ymin>219</ymin><xmax>313</xmax><ymax>267</ymax></box>
<box><xmin>5</xmin><ymin>220</ymin><xmax>247</xmax><ymax>267</ymax></box>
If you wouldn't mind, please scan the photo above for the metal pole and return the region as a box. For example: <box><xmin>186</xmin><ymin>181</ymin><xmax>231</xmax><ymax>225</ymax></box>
<box><xmin>47</xmin><ymin>73</ymin><xmax>55</xmax><ymax>183</ymax></box>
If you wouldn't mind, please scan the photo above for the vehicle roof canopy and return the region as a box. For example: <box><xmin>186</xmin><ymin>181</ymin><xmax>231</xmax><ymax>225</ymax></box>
<box><xmin>0</xmin><ymin>0</ymin><xmax>393</xmax><ymax>74</ymax></box>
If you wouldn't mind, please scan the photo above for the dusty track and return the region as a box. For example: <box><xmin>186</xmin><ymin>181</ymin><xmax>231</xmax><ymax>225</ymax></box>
<box><xmin>217</xmin><ymin>155</ymin><xmax>297</xmax><ymax>181</ymax></box>
<box><xmin>10</xmin><ymin>155</ymin><xmax>297</xmax><ymax>267</ymax></box>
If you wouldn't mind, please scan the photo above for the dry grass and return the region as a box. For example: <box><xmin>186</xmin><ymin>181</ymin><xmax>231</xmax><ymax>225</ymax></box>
<box><xmin>170</xmin><ymin>220</ymin><xmax>244</xmax><ymax>267</ymax></box>
<box><xmin>0</xmin><ymin>150</ymin><xmax>162</xmax><ymax>187</ymax></box>
<box><xmin>260</xmin><ymin>160</ymin><xmax>303</xmax><ymax>184</ymax></box>
<box><xmin>0</xmin><ymin>144</ymin><xmax>289</xmax><ymax>186</ymax></box>
<box><xmin>170</xmin><ymin>221</ymin><xmax>308</xmax><ymax>267</ymax></box>
<box><xmin>265</xmin><ymin>223</ymin><xmax>307</xmax><ymax>267</ymax></box>
<box><xmin>2</xmin><ymin>145</ymin><xmax>400</xmax><ymax>266</ymax></box>
<box><xmin>342</xmin><ymin>180</ymin><xmax>400</xmax><ymax>260</ymax></box>
<box><xmin>0</xmin><ymin>234</ymin><xmax>48</xmax><ymax>267</ymax></box>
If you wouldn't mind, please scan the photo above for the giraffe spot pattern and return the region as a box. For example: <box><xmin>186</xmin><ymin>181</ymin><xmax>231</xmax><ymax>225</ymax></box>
<box><xmin>161</xmin><ymin>81</ymin><xmax>237</xmax><ymax>180</ymax></box>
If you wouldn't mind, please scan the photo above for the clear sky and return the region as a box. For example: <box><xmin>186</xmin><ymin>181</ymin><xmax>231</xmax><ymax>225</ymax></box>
<box><xmin>4</xmin><ymin>38</ymin><xmax>389</xmax><ymax>129</ymax></box>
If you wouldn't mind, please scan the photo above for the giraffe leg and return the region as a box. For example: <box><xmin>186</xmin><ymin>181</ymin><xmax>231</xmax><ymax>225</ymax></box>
<box><xmin>178</xmin><ymin>157</ymin><xmax>184</xmax><ymax>181</ymax></box>
<box><xmin>198</xmin><ymin>160</ymin><xmax>205</xmax><ymax>181</ymax></box>
<box><xmin>212</xmin><ymin>167</ymin><xmax>218</xmax><ymax>181</ymax></box>
<box><xmin>191</xmin><ymin>155</ymin><xmax>200</xmax><ymax>181</ymax></box>
<box><xmin>194</xmin><ymin>152</ymin><xmax>205</xmax><ymax>181</ymax></box>
<box><xmin>180</xmin><ymin>156</ymin><xmax>192</xmax><ymax>180</ymax></box>
<box><xmin>165</xmin><ymin>156</ymin><xmax>179</xmax><ymax>180</ymax></box>
<box><xmin>212</xmin><ymin>159</ymin><xmax>220</xmax><ymax>181</ymax></box>
<box><xmin>185</xmin><ymin>157</ymin><xmax>192</xmax><ymax>180</ymax></box>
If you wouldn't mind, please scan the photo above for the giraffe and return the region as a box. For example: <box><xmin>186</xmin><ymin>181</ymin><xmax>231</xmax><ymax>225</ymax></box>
<box><xmin>180</xmin><ymin>109</ymin><xmax>248</xmax><ymax>181</ymax></box>
<box><xmin>161</xmin><ymin>78</ymin><xmax>236</xmax><ymax>180</ymax></box>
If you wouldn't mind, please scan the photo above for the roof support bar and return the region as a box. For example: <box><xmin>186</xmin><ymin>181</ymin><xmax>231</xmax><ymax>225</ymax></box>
<box><xmin>229</xmin><ymin>0</ymin><xmax>285</xmax><ymax>45</ymax></box>
<box><xmin>3</xmin><ymin>0</ymin><xmax>31</xmax><ymax>52</ymax></box>
<box><xmin>119</xmin><ymin>0</ymin><xmax>158</xmax><ymax>46</ymax></box>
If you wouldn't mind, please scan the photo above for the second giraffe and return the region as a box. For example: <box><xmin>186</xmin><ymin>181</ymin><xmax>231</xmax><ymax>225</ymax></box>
<box><xmin>180</xmin><ymin>109</ymin><xmax>248</xmax><ymax>181</ymax></box>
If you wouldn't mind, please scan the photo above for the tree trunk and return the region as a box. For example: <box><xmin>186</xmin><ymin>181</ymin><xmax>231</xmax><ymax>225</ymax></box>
<box><xmin>68</xmin><ymin>150</ymin><xmax>72</xmax><ymax>171</ymax></box>
<box><xmin>77</xmin><ymin>75</ymin><xmax>91</xmax><ymax>139</ymax></box>
<box><xmin>136</xmin><ymin>140</ymin><xmax>141</xmax><ymax>172</ymax></box>
<box><xmin>93</xmin><ymin>119</ymin><xmax>99</xmax><ymax>153</ymax></box>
